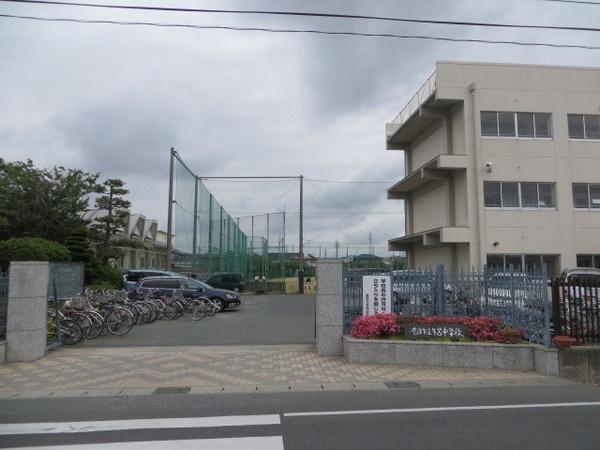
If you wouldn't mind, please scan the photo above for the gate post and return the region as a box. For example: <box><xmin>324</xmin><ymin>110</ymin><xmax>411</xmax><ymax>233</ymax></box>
<box><xmin>316</xmin><ymin>259</ymin><xmax>343</xmax><ymax>356</ymax></box>
<box><xmin>6</xmin><ymin>261</ymin><xmax>49</xmax><ymax>362</ymax></box>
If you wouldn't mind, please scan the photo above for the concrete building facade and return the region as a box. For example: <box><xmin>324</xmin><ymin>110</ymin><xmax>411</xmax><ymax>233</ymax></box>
<box><xmin>386</xmin><ymin>61</ymin><xmax>600</xmax><ymax>275</ymax></box>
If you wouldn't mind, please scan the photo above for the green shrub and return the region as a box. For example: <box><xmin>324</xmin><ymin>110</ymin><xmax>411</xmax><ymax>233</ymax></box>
<box><xmin>85</xmin><ymin>257</ymin><xmax>123</xmax><ymax>289</ymax></box>
<box><xmin>0</xmin><ymin>237</ymin><xmax>71</xmax><ymax>270</ymax></box>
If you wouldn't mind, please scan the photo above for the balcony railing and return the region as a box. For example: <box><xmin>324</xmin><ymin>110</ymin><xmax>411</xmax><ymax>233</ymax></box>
<box><xmin>391</xmin><ymin>71</ymin><xmax>436</xmax><ymax>127</ymax></box>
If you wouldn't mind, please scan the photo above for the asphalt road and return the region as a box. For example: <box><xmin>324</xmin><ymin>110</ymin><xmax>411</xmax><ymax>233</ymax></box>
<box><xmin>79</xmin><ymin>294</ymin><xmax>316</xmax><ymax>347</ymax></box>
<box><xmin>1</xmin><ymin>386</ymin><xmax>600</xmax><ymax>449</ymax></box>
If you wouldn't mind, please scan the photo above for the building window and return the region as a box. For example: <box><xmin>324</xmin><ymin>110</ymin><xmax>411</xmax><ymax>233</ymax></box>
<box><xmin>568</xmin><ymin>114</ymin><xmax>600</xmax><ymax>140</ymax></box>
<box><xmin>481</xmin><ymin>112</ymin><xmax>552</xmax><ymax>138</ymax></box>
<box><xmin>501</xmin><ymin>182</ymin><xmax>519</xmax><ymax>207</ymax></box>
<box><xmin>484</xmin><ymin>182</ymin><xmax>501</xmax><ymax>207</ymax></box>
<box><xmin>577</xmin><ymin>254</ymin><xmax>600</xmax><ymax>269</ymax></box>
<box><xmin>484</xmin><ymin>182</ymin><xmax>556</xmax><ymax>208</ymax></box>
<box><xmin>487</xmin><ymin>254</ymin><xmax>559</xmax><ymax>275</ymax></box>
<box><xmin>572</xmin><ymin>183</ymin><xmax>600</xmax><ymax>209</ymax></box>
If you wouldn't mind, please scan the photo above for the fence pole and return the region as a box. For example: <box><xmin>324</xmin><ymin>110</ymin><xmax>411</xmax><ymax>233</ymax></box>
<box><xmin>436</xmin><ymin>264</ymin><xmax>445</xmax><ymax>315</ymax></box>
<box><xmin>551</xmin><ymin>278</ymin><xmax>561</xmax><ymax>338</ymax></box>
<box><xmin>510</xmin><ymin>264</ymin><xmax>516</xmax><ymax>324</ymax></box>
<box><xmin>483</xmin><ymin>265</ymin><xmax>489</xmax><ymax>316</ymax></box>
<box><xmin>542</xmin><ymin>264</ymin><xmax>551</xmax><ymax>347</ymax></box>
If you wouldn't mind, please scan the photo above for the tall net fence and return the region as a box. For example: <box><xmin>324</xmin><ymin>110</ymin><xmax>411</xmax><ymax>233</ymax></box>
<box><xmin>173</xmin><ymin>156</ymin><xmax>250</xmax><ymax>277</ymax></box>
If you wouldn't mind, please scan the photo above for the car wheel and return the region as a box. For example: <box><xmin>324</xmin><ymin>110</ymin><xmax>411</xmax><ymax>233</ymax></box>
<box><xmin>212</xmin><ymin>297</ymin><xmax>226</xmax><ymax>312</ymax></box>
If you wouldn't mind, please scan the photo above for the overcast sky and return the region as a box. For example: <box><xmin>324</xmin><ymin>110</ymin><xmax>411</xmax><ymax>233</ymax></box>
<box><xmin>2</xmin><ymin>0</ymin><xmax>599</xmax><ymax>256</ymax></box>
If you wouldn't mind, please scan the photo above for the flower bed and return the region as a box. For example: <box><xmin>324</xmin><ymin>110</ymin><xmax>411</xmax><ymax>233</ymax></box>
<box><xmin>350</xmin><ymin>313</ymin><xmax>523</xmax><ymax>344</ymax></box>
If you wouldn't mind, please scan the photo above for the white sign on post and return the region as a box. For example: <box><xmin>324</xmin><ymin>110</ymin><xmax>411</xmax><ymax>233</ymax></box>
<box><xmin>362</xmin><ymin>275</ymin><xmax>392</xmax><ymax>316</ymax></box>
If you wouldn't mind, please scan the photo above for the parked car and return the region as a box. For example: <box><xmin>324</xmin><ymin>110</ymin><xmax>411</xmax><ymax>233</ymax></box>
<box><xmin>122</xmin><ymin>269</ymin><xmax>180</xmax><ymax>291</ymax></box>
<box><xmin>559</xmin><ymin>267</ymin><xmax>600</xmax><ymax>301</ymax></box>
<box><xmin>130</xmin><ymin>276</ymin><xmax>241</xmax><ymax>311</ymax></box>
<box><xmin>204</xmin><ymin>272</ymin><xmax>245</xmax><ymax>292</ymax></box>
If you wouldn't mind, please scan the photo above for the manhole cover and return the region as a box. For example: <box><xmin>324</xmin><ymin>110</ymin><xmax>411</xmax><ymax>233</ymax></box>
<box><xmin>153</xmin><ymin>387</ymin><xmax>191</xmax><ymax>395</ymax></box>
<box><xmin>384</xmin><ymin>381</ymin><xmax>421</xmax><ymax>389</ymax></box>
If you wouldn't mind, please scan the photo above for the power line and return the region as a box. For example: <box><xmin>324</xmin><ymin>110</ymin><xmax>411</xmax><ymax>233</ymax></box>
<box><xmin>305</xmin><ymin>178</ymin><xmax>393</xmax><ymax>184</ymax></box>
<box><xmin>3</xmin><ymin>0</ymin><xmax>600</xmax><ymax>33</ymax></box>
<box><xmin>2</xmin><ymin>14</ymin><xmax>599</xmax><ymax>50</ymax></box>
<box><xmin>539</xmin><ymin>0</ymin><xmax>600</xmax><ymax>5</ymax></box>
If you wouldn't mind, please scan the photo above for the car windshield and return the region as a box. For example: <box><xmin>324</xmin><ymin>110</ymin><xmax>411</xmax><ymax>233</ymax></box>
<box><xmin>568</xmin><ymin>273</ymin><xmax>600</xmax><ymax>284</ymax></box>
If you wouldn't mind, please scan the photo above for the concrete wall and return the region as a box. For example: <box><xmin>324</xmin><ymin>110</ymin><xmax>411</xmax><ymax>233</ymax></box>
<box><xmin>410</xmin><ymin>123</ymin><xmax>446</xmax><ymax>169</ymax></box>
<box><xmin>343</xmin><ymin>336</ymin><xmax>559</xmax><ymax>375</ymax></box>
<box><xmin>6</xmin><ymin>261</ymin><xmax>49</xmax><ymax>362</ymax></box>
<box><xmin>412</xmin><ymin>182</ymin><xmax>449</xmax><ymax>233</ymax></box>
<box><xmin>412</xmin><ymin>245</ymin><xmax>453</xmax><ymax>269</ymax></box>
<box><xmin>558</xmin><ymin>347</ymin><xmax>600</xmax><ymax>384</ymax></box>
<box><xmin>315</xmin><ymin>260</ymin><xmax>343</xmax><ymax>356</ymax></box>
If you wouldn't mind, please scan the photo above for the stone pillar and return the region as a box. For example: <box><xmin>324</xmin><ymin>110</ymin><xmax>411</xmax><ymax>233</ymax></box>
<box><xmin>316</xmin><ymin>259</ymin><xmax>343</xmax><ymax>356</ymax></box>
<box><xmin>7</xmin><ymin>262</ymin><xmax>49</xmax><ymax>362</ymax></box>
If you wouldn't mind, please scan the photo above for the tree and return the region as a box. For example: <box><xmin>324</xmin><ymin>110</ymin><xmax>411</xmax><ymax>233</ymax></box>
<box><xmin>0</xmin><ymin>159</ymin><xmax>99</xmax><ymax>242</ymax></box>
<box><xmin>0</xmin><ymin>237</ymin><xmax>71</xmax><ymax>271</ymax></box>
<box><xmin>91</xmin><ymin>178</ymin><xmax>131</xmax><ymax>262</ymax></box>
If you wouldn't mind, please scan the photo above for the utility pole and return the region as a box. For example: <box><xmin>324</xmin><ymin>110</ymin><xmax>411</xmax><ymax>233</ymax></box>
<box><xmin>282</xmin><ymin>211</ymin><xmax>286</xmax><ymax>292</ymax></box>
<box><xmin>298</xmin><ymin>175</ymin><xmax>304</xmax><ymax>294</ymax></box>
<box><xmin>369</xmin><ymin>232</ymin><xmax>374</xmax><ymax>255</ymax></box>
<box><xmin>166</xmin><ymin>147</ymin><xmax>175</xmax><ymax>269</ymax></box>
<box><xmin>335</xmin><ymin>240</ymin><xmax>339</xmax><ymax>259</ymax></box>
<box><xmin>192</xmin><ymin>175</ymin><xmax>199</xmax><ymax>272</ymax></box>
<box><xmin>251</xmin><ymin>215</ymin><xmax>254</xmax><ymax>276</ymax></box>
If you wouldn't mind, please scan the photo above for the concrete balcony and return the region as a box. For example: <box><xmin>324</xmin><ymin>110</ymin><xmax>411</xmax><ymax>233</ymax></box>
<box><xmin>385</xmin><ymin>71</ymin><xmax>461</xmax><ymax>149</ymax></box>
<box><xmin>387</xmin><ymin>154</ymin><xmax>467</xmax><ymax>200</ymax></box>
<box><xmin>388</xmin><ymin>226</ymin><xmax>470</xmax><ymax>251</ymax></box>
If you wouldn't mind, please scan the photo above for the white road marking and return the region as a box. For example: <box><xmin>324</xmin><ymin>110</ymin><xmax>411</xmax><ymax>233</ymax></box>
<box><xmin>5</xmin><ymin>436</ymin><xmax>284</xmax><ymax>450</ymax></box>
<box><xmin>284</xmin><ymin>402</ymin><xmax>600</xmax><ymax>417</ymax></box>
<box><xmin>0</xmin><ymin>415</ymin><xmax>280</xmax><ymax>435</ymax></box>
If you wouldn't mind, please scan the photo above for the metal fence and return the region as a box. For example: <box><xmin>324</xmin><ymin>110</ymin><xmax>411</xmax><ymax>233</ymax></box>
<box><xmin>343</xmin><ymin>265</ymin><xmax>550</xmax><ymax>346</ymax></box>
<box><xmin>551</xmin><ymin>279</ymin><xmax>600</xmax><ymax>345</ymax></box>
<box><xmin>0</xmin><ymin>272</ymin><xmax>8</xmax><ymax>340</ymax></box>
<box><xmin>47</xmin><ymin>262</ymin><xmax>85</xmax><ymax>349</ymax></box>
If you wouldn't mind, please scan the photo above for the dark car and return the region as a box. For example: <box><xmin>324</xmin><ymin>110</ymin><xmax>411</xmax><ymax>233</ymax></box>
<box><xmin>122</xmin><ymin>269</ymin><xmax>180</xmax><ymax>291</ymax></box>
<box><xmin>204</xmin><ymin>273</ymin><xmax>245</xmax><ymax>292</ymax></box>
<box><xmin>131</xmin><ymin>276</ymin><xmax>241</xmax><ymax>311</ymax></box>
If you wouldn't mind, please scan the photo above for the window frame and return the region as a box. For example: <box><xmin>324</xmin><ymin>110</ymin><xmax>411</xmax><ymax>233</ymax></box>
<box><xmin>480</xmin><ymin>111</ymin><xmax>553</xmax><ymax>139</ymax></box>
<box><xmin>484</xmin><ymin>181</ymin><xmax>556</xmax><ymax>209</ymax></box>
<box><xmin>572</xmin><ymin>183</ymin><xmax>600</xmax><ymax>210</ymax></box>
<box><xmin>568</xmin><ymin>114</ymin><xmax>600</xmax><ymax>141</ymax></box>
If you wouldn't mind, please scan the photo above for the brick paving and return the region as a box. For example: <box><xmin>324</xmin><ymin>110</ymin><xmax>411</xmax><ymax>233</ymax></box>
<box><xmin>0</xmin><ymin>345</ymin><xmax>571</xmax><ymax>399</ymax></box>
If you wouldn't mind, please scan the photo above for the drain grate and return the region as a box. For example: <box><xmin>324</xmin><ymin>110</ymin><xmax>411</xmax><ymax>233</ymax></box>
<box><xmin>384</xmin><ymin>381</ymin><xmax>421</xmax><ymax>389</ymax></box>
<box><xmin>153</xmin><ymin>387</ymin><xmax>191</xmax><ymax>395</ymax></box>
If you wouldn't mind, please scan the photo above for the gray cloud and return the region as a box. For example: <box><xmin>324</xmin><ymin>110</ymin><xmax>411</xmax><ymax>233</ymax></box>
<box><xmin>1</xmin><ymin>0</ymin><xmax>599</xmax><ymax>255</ymax></box>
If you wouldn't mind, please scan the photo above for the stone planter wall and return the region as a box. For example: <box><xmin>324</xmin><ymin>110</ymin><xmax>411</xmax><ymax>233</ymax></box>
<box><xmin>558</xmin><ymin>346</ymin><xmax>600</xmax><ymax>384</ymax></box>
<box><xmin>343</xmin><ymin>335</ymin><xmax>558</xmax><ymax>376</ymax></box>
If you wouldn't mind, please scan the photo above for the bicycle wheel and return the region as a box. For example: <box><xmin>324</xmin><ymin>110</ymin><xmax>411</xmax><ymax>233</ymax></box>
<box><xmin>85</xmin><ymin>311</ymin><xmax>104</xmax><ymax>339</ymax></box>
<box><xmin>106</xmin><ymin>308</ymin><xmax>134</xmax><ymax>336</ymax></box>
<box><xmin>71</xmin><ymin>313</ymin><xmax>93</xmax><ymax>340</ymax></box>
<box><xmin>183</xmin><ymin>299</ymin><xmax>205</xmax><ymax>321</ymax></box>
<box><xmin>60</xmin><ymin>320</ymin><xmax>83</xmax><ymax>345</ymax></box>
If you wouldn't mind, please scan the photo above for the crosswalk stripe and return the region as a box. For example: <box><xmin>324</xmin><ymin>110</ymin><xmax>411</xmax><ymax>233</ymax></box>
<box><xmin>0</xmin><ymin>415</ymin><xmax>280</xmax><ymax>435</ymax></box>
<box><xmin>5</xmin><ymin>436</ymin><xmax>285</xmax><ymax>450</ymax></box>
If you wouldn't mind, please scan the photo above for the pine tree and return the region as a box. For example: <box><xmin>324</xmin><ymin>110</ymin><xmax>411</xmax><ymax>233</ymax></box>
<box><xmin>91</xmin><ymin>179</ymin><xmax>131</xmax><ymax>263</ymax></box>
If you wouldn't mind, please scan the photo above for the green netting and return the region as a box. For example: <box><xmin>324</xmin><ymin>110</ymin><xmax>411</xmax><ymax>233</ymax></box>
<box><xmin>173</xmin><ymin>155</ymin><xmax>290</xmax><ymax>283</ymax></box>
<box><xmin>173</xmin><ymin>156</ymin><xmax>258</xmax><ymax>277</ymax></box>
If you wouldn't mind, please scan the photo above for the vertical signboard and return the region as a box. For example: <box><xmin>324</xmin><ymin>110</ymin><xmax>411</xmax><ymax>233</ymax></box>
<box><xmin>362</xmin><ymin>275</ymin><xmax>392</xmax><ymax>316</ymax></box>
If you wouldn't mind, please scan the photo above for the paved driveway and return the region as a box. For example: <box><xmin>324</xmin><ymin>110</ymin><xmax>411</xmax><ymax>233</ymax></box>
<box><xmin>79</xmin><ymin>294</ymin><xmax>316</xmax><ymax>347</ymax></box>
